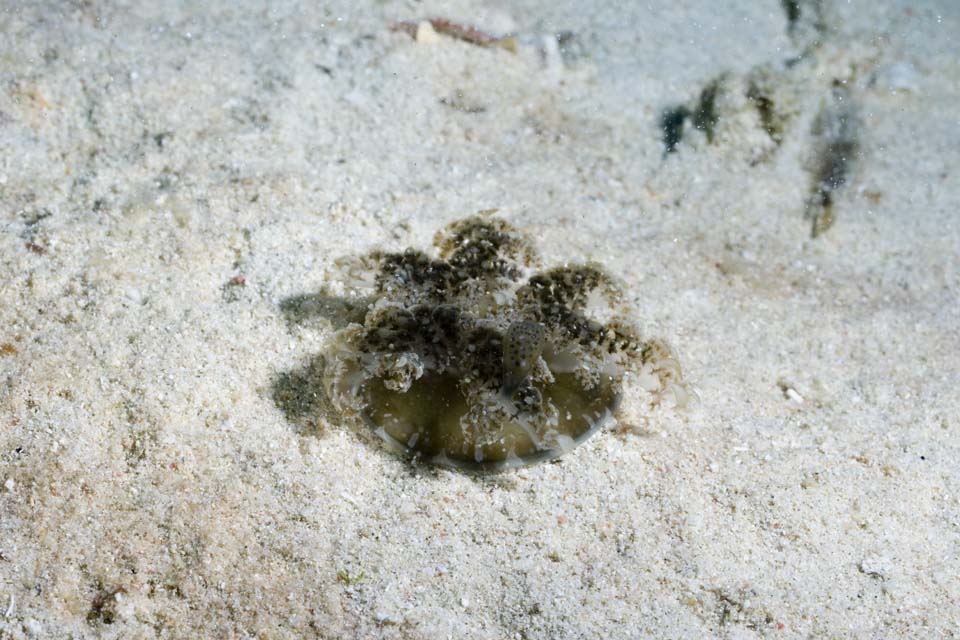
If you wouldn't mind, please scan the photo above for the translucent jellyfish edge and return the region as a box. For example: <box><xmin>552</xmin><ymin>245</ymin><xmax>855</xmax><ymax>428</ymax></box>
<box><xmin>364</xmin><ymin>394</ymin><xmax>622</xmax><ymax>472</ymax></box>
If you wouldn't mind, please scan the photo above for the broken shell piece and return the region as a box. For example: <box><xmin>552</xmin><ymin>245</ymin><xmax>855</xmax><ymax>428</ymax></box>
<box><xmin>322</xmin><ymin>214</ymin><xmax>684</xmax><ymax>470</ymax></box>
<box><xmin>415</xmin><ymin>20</ymin><xmax>440</xmax><ymax>44</ymax></box>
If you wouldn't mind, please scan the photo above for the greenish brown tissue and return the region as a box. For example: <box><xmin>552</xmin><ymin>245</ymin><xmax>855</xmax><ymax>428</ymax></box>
<box><xmin>502</xmin><ymin>320</ymin><xmax>546</xmax><ymax>396</ymax></box>
<box><xmin>323</xmin><ymin>215</ymin><xmax>686</xmax><ymax>470</ymax></box>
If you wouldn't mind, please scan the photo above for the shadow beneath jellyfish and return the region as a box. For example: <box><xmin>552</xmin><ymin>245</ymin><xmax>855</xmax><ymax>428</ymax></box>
<box><xmin>278</xmin><ymin>289</ymin><xmax>370</xmax><ymax>329</ymax></box>
<box><xmin>271</xmin><ymin>289</ymin><xmax>466</xmax><ymax>477</ymax></box>
<box><xmin>270</xmin><ymin>288</ymin><xmax>369</xmax><ymax>438</ymax></box>
<box><xmin>270</xmin><ymin>353</ymin><xmax>340</xmax><ymax>438</ymax></box>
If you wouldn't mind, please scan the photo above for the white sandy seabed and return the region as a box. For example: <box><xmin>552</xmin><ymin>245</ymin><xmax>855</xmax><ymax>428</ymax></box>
<box><xmin>1</xmin><ymin>1</ymin><xmax>958</xmax><ymax>638</ymax></box>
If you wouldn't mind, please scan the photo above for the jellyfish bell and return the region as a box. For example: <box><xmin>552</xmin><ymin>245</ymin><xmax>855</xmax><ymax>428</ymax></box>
<box><xmin>321</xmin><ymin>215</ymin><xmax>685</xmax><ymax>471</ymax></box>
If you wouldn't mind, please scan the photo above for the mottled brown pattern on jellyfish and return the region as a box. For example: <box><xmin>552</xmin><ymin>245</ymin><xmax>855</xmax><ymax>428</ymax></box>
<box><xmin>434</xmin><ymin>215</ymin><xmax>540</xmax><ymax>281</ymax></box>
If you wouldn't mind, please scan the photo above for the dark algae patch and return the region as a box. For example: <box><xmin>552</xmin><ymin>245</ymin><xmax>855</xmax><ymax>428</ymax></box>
<box><xmin>659</xmin><ymin>75</ymin><xmax>722</xmax><ymax>154</ymax></box>
<box><xmin>321</xmin><ymin>215</ymin><xmax>687</xmax><ymax>470</ymax></box>
<box><xmin>690</xmin><ymin>76</ymin><xmax>724</xmax><ymax>144</ymax></box>
<box><xmin>747</xmin><ymin>70</ymin><xmax>790</xmax><ymax>150</ymax></box>
<box><xmin>805</xmin><ymin>83</ymin><xmax>859</xmax><ymax>237</ymax></box>
<box><xmin>660</xmin><ymin>105</ymin><xmax>691</xmax><ymax>155</ymax></box>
